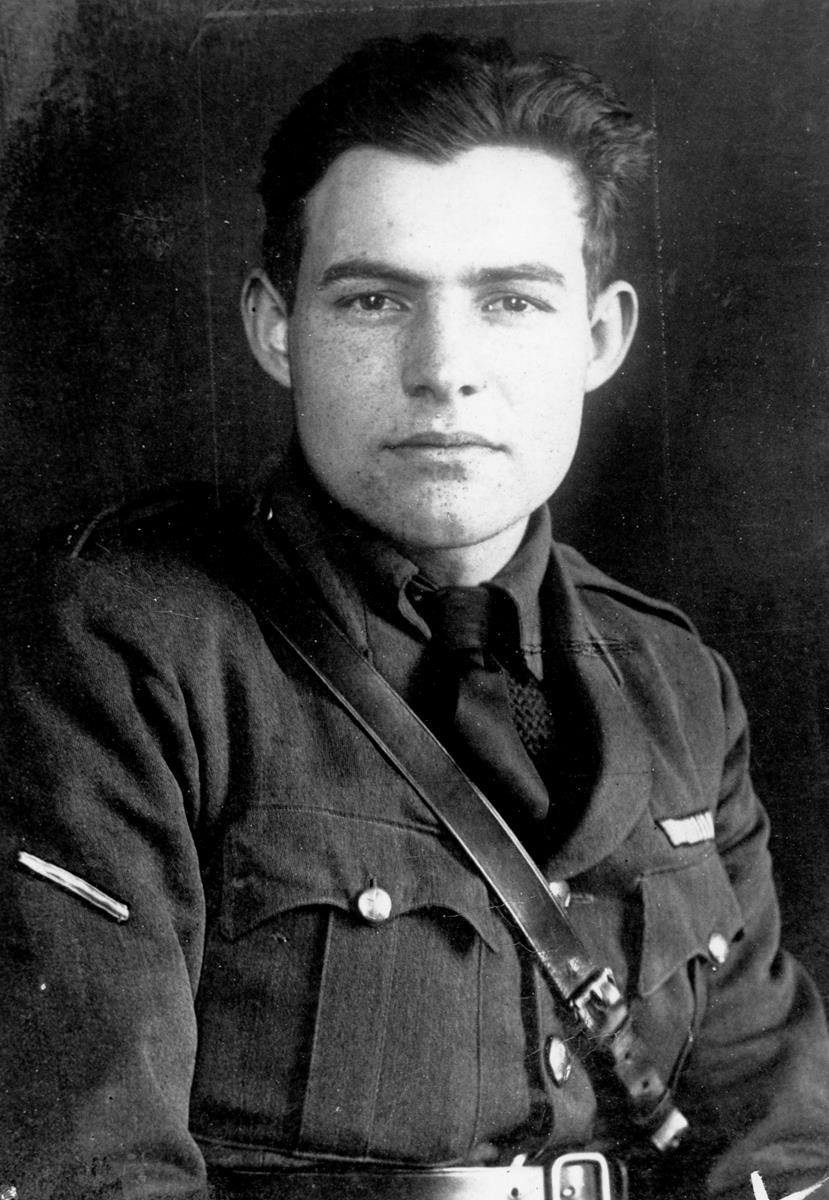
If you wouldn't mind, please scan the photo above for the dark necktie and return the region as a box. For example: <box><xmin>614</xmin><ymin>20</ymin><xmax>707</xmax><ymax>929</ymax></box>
<box><xmin>416</xmin><ymin>584</ymin><xmax>554</xmax><ymax>832</ymax></box>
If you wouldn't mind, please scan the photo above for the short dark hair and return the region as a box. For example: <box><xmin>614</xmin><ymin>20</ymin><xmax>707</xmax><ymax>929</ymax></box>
<box><xmin>259</xmin><ymin>33</ymin><xmax>652</xmax><ymax>307</ymax></box>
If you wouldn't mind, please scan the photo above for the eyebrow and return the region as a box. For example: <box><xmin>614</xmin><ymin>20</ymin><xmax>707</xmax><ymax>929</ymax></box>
<box><xmin>317</xmin><ymin>259</ymin><xmax>568</xmax><ymax>290</ymax></box>
<box><xmin>466</xmin><ymin>265</ymin><xmax>568</xmax><ymax>289</ymax></box>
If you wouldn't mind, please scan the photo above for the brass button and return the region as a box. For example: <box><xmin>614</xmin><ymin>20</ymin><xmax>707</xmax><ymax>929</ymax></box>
<box><xmin>545</xmin><ymin>1034</ymin><xmax>573</xmax><ymax>1087</ymax></box>
<box><xmin>548</xmin><ymin>880</ymin><xmax>571</xmax><ymax>908</ymax></box>
<box><xmin>708</xmin><ymin>932</ymin><xmax>729</xmax><ymax>966</ymax></box>
<box><xmin>357</xmin><ymin>886</ymin><xmax>392</xmax><ymax>924</ymax></box>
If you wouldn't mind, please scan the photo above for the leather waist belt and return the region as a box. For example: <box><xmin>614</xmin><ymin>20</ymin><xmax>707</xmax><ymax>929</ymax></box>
<box><xmin>210</xmin><ymin>1153</ymin><xmax>628</xmax><ymax>1200</ymax></box>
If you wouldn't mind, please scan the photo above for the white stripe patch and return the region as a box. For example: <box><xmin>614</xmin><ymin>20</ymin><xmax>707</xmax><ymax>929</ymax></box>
<box><xmin>658</xmin><ymin>811</ymin><xmax>715</xmax><ymax>847</ymax></box>
<box><xmin>17</xmin><ymin>851</ymin><xmax>130</xmax><ymax>923</ymax></box>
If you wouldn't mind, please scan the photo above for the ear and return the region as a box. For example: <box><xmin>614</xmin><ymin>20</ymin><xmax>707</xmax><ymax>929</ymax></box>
<box><xmin>585</xmin><ymin>280</ymin><xmax>639</xmax><ymax>393</ymax></box>
<box><xmin>241</xmin><ymin>268</ymin><xmax>293</xmax><ymax>389</ymax></box>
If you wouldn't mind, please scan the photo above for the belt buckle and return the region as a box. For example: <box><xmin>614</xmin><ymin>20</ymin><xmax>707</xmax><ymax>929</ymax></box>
<box><xmin>548</xmin><ymin>1152</ymin><xmax>624</xmax><ymax>1200</ymax></box>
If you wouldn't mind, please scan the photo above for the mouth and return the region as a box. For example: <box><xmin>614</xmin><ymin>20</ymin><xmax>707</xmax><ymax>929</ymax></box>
<box><xmin>389</xmin><ymin>431</ymin><xmax>503</xmax><ymax>451</ymax></box>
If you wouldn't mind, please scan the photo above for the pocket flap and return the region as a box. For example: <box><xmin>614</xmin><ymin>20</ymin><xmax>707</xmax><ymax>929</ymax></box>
<box><xmin>639</xmin><ymin>853</ymin><xmax>744</xmax><ymax>995</ymax></box>
<box><xmin>220</xmin><ymin>808</ymin><xmax>503</xmax><ymax>950</ymax></box>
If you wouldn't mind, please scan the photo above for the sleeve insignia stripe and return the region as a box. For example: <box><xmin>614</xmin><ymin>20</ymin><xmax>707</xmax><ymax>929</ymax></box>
<box><xmin>658</xmin><ymin>811</ymin><xmax>715</xmax><ymax>847</ymax></box>
<box><xmin>751</xmin><ymin>1169</ymin><xmax>829</xmax><ymax>1200</ymax></box>
<box><xmin>16</xmin><ymin>850</ymin><xmax>130</xmax><ymax>923</ymax></box>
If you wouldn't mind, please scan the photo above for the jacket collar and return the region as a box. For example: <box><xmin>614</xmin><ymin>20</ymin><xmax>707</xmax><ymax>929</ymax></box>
<box><xmin>256</xmin><ymin>447</ymin><xmax>417</xmax><ymax>649</ymax></box>
<box><xmin>540</xmin><ymin>540</ymin><xmax>654</xmax><ymax>878</ymax></box>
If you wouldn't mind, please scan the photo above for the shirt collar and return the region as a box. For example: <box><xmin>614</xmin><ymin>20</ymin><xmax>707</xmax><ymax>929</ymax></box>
<box><xmin>485</xmin><ymin>505</ymin><xmax>550</xmax><ymax>661</ymax></box>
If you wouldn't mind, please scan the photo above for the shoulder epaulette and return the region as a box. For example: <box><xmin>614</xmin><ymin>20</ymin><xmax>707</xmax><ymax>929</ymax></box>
<box><xmin>42</xmin><ymin>482</ymin><xmax>226</xmax><ymax>561</ymax></box>
<box><xmin>557</xmin><ymin>542</ymin><xmax>700</xmax><ymax>638</ymax></box>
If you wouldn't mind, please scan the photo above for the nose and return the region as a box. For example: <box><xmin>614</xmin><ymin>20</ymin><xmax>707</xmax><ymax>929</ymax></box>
<box><xmin>401</xmin><ymin>302</ymin><xmax>486</xmax><ymax>402</ymax></box>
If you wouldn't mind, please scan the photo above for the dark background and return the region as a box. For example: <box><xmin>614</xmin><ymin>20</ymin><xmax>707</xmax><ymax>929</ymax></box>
<box><xmin>1</xmin><ymin>0</ymin><xmax>828</xmax><ymax>997</ymax></box>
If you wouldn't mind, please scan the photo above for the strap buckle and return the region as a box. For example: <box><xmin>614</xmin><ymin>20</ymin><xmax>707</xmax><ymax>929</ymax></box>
<box><xmin>549</xmin><ymin>1152</ymin><xmax>627</xmax><ymax>1200</ymax></box>
<box><xmin>570</xmin><ymin>968</ymin><xmax>627</xmax><ymax>1037</ymax></box>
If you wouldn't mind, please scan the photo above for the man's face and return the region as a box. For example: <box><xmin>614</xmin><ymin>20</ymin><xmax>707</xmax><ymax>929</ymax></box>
<box><xmin>277</xmin><ymin>145</ymin><xmax>609</xmax><ymax>560</ymax></box>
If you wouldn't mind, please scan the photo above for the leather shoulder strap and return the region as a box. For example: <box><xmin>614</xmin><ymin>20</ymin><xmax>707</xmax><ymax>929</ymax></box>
<box><xmin>226</xmin><ymin>514</ymin><xmax>688</xmax><ymax>1154</ymax></box>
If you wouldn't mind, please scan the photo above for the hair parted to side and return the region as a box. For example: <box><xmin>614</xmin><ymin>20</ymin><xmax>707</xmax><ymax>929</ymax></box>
<box><xmin>258</xmin><ymin>33</ymin><xmax>653</xmax><ymax>307</ymax></box>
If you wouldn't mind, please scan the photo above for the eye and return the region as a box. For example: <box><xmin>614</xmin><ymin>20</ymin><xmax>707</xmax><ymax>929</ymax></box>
<box><xmin>482</xmin><ymin>294</ymin><xmax>546</xmax><ymax>315</ymax></box>
<box><xmin>356</xmin><ymin>293</ymin><xmax>390</xmax><ymax>312</ymax></box>
<box><xmin>339</xmin><ymin>292</ymin><xmax>406</xmax><ymax>314</ymax></box>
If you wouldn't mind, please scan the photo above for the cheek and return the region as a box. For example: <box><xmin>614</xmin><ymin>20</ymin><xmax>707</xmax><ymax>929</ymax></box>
<box><xmin>292</xmin><ymin>364</ymin><xmax>378</xmax><ymax>480</ymax></box>
<box><xmin>504</xmin><ymin>326</ymin><xmax>589</xmax><ymax>387</ymax></box>
<box><xmin>511</xmin><ymin>359</ymin><xmax>586</xmax><ymax>438</ymax></box>
<box><xmin>509</xmin><ymin>379</ymin><xmax>585</xmax><ymax>490</ymax></box>
<box><xmin>292</xmin><ymin>327</ymin><xmax>389</xmax><ymax>426</ymax></box>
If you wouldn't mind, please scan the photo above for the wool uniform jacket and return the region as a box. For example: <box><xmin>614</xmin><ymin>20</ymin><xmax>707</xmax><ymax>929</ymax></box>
<box><xmin>1</xmin><ymin>463</ymin><xmax>828</xmax><ymax>1200</ymax></box>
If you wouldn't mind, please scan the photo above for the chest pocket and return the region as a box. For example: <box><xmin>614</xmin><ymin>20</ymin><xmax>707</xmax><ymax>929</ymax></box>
<box><xmin>217</xmin><ymin>807</ymin><xmax>503</xmax><ymax>951</ymax></box>
<box><xmin>193</xmin><ymin>807</ymin><xmax>513</xmax><ymax>1162</ymax></box>
<box><xmin>637</xmin><ymin>851</ymin><xmax>745</xmax><ymax>1088</ymax></box>
<box><xmin>565</xmin><ymin>849</ymin><xmax>744</xmax><ymax>1096</ymax></box>
<box><xmin>638</xmin><ymin>851</ymin><xmax>744</xmax><ymax>996</ymax></box>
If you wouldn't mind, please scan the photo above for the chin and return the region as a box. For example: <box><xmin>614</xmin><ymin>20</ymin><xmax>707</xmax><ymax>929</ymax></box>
<box><xmin>342</xmin><ymin>473</ymin><xmax>549</xmax><ymax>554</ymax></box>
<box><xmin>379</xmin><ymin>507</ymin><xmax>522</xmax><ymax>555</ymax></box>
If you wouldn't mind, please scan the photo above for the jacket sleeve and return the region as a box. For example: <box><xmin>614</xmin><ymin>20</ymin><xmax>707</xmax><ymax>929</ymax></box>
<box><xmin>0</xmin><ymin>555</ymin><xmax>210</xmax><ymax>1199</ymax></box>
<box><xmin>673</xmin><ymin>648</ymin><xmax>829</xmax><ymax>1200</ymax></box>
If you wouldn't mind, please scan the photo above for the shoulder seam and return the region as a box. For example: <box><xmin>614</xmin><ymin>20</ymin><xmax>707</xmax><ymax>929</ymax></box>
<box><xmin>578</xmin><ymin>581</ymin><xmax>699</xmax><ymax>637</ymax></box>
<box><xmin>557</xmin><ymin>542</ymin><xmax>700</xmax><ymax>637</ymax></box>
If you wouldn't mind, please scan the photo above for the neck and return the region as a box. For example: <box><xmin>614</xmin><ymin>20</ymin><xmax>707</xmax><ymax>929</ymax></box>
<box><xmin>402</xmin><ymin>518</ymin><xmax>530</xmax><ymax>587</ymax></box>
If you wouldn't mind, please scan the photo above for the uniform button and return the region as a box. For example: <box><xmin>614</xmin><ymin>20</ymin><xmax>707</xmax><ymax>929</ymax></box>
<box><xmin>708</xmin><ymin>932</ymin><xmax>729</xmax><ymax>966</ymax></box>
<box><xmin>545</xmin><ymin>1035</ymin><xmax>573</xmax><ymax>1087</ymax></box>
<box><xmin>357</xmin><ymin>886</ymin><xmax>393</xmax><ymax>924</ymax></box>
<box><xmin>548</xmin><ymin>880</ymin><xmax>571</xmax><ymax>908</ymax></box>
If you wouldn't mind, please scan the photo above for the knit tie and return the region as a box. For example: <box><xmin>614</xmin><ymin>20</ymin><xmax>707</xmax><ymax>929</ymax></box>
<box><xmin>418</xmin><ymin>585</ymin><xmax>554</xmax><ymax>831</ymax></box>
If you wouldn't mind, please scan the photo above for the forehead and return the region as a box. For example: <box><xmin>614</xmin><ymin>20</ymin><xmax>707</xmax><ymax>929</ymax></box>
<box><xmin>299</xmin><ymin>145</ymin><xmax>588</xmax><ymax>286</ymax></box>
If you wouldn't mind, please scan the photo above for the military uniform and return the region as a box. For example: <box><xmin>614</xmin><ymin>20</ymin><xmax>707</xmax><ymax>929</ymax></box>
<box><xmin>1</xmin><ymin>453</ymin><xmax>828</xmax><ymax>1200</ymax></box>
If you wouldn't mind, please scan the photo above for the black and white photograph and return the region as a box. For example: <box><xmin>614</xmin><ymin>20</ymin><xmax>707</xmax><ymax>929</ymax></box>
<box><xmin>1</xmin><ymin>2</ymin><xmax>828</xmax><ymax>1197</ymax></box>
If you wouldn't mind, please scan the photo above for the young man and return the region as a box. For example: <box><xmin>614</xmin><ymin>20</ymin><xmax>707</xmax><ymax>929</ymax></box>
<box><xmin>1</xmin><ymin>33</ymin><xmax>828</xmax><ymax>1200</ymax></box>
